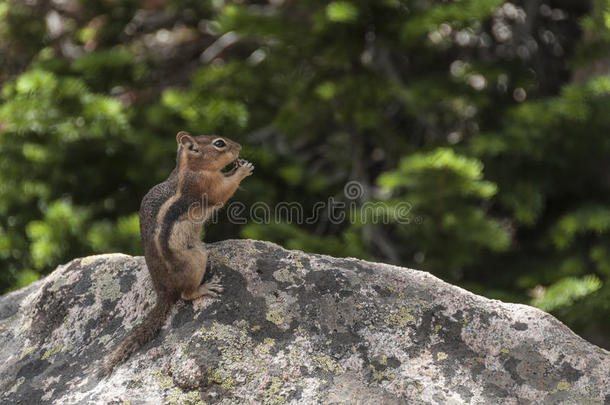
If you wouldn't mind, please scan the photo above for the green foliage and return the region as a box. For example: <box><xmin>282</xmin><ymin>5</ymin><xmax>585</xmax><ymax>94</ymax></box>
<box><xmin>551</xmin><ymin>205</ymin><xmax>610</xmax><ymax>250</ymax></box>
<box><xmin>532</xmin><ymin>275</ymin><xmax>602</xmax><ymax>312</ymax></box>
<box><xmin>1</xmin><ymin>69</ymin><xmax>128</xmax><ymax>139</ymax></box>
<box><xmin>242</xmin><ymin>223</ymin><xmax>366</xmax><ymax>259</ymax></box>
<box><xmin>379</xmin><ymin>148</ymin><xmax>498</xmax><ymax>199</ymax></box>
<box><xmin>14</xmin><ymin>269</ymin><xmax>40</xmax><ymax>290</ymax></box>
<box><xmin>87</xmin><ymin>213</ymin><xmax>142</xmax><ymax>255</ymax></box>
<box><xmin>26</xmin><ymin>200</ymin><xmax>89</xmax><ymax>269</ymax></box>
<box><xmin>0</xmin><ymin>52</ymin><xmax>141</xmax><ymax>289</ymax></box>
<box><xmin>377</xmin><ymin>148</ymin><xmax>509</xmax><ymax>276</ymax></box>
<box><xmin>0</xmin><ymin>0</ymin><xmax>609</xmax><ymax>347</ymax></box>
<box><xmin>326</xmin><ymin>2</ymin><xmax>359</xmax><ymax>23</ymax></box>
<box><xmin>402</xmin><ymin>0</ymin><xmax>503</xmax><ymax>44</ymax></box>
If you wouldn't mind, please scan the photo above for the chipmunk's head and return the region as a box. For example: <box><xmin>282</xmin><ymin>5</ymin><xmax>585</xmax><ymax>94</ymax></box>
<box><xmin>176</xmin><ymin>131</ymin><xmax>242</xmax><ymax>172</ymax></box>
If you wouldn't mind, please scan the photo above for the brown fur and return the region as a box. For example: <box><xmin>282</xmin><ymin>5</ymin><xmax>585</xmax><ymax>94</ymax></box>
<box><xmin>100</xmin><ymin>131</ymin><xmax>253</xmax><ymax>377</ymax></box>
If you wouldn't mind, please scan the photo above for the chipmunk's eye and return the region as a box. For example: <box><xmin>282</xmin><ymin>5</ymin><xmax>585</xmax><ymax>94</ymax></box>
<box><xmin>213</xmin><ymin>139</ymin><xmax>226</xmax><ymax>148</ymax></box>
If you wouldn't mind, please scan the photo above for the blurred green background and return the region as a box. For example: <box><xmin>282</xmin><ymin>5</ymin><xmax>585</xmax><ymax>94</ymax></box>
<box><xmin>1</xmin><ymin>0</ymin><xmax>609</xmax><ymax>348</ymax></box>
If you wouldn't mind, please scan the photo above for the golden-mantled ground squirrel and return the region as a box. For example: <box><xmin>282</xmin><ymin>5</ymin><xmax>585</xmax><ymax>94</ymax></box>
<box><xmin>101</xmin><ymin>131</ymin><xmax>253</xmax><ymax>376</ymax></box>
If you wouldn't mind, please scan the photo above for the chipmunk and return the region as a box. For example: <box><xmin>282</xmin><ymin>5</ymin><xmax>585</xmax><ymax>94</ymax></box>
<box><xmin>101</xmin><ymin>131</ymin><xmax>253</xmax><ymax>376</ymax></box>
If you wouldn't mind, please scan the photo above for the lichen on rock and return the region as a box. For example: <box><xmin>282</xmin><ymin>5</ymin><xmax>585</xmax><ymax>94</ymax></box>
<box><xmin>0</xmin><ymin>239</ymin><xmax>608</xmax><ymax>404</ymax></box>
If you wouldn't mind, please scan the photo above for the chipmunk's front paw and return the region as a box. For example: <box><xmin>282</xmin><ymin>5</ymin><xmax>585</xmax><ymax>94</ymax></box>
<box><xmin>236</xmin><ymin>159</ymin><xmax>254</xmax><ymax>177</ymax></box>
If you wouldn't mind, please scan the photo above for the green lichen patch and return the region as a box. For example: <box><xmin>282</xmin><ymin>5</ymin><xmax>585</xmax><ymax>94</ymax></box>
<box><xmin>266</xmin><ymin>310</ymin><xmax>284</xmax><ymax>326</ymax></box>
<box><xmin>165</xmin><ymin>387</ymin><xmax>184</xmax><ymax>405</ymax></box>
<box><xmin>63</xmin><ymin>314</ymin><xmax>71</xmax><ymax>329</ymax></box>
<box><xmin>198</xmin><ymin>322</ymin><xmax>233</xmax><ymax>342</ymax></box>
<box><xmin>154</xmin><ymin>369</ymin><xmax>175</xmax><ymax>390</ymax></box>
<box><xmin>368</xmin><ymin>362</ymin><xmax>398</xmax><ymax>386</ymax></box>
<box><xmin>181</xmin><ymin>390</ymin><xmax>205</xmax><ymax>405</ymax></box>
<box><xmin>127</xmin><ymin>376</ymin><xmax>143</xmax><ymax>389</ymax></box>
<box><xmin>264</xmin><ymin>376</ymin><xmax>286</xmax><ymax>404</ymax></box>
<box><xmin>287</xmin><ymin>349</ymin><xmax>299</xmax><ymax>363</ymax></box>
<box><xmin>255</xmin><ymin>338</ymin><xmax>276</xmax><ymax>356</ymax></box>
<box><xmin>314</xmin><ymin>355</ymin><xmax>345</xmax><ymax>376</ymax></box>
<box><xmin>214</xmin><ymin>256</ymin><xmax>230</xmax><ymax>265</ymax></box>
<box><xmin>91</xmin><ymin>267</ymin><xmax>122</xmax><ymax>301</ymax></box>
<box><xmin>384</xmin><ymin>306</ymin><xmax>415</xmax><ymax>327</ymax></box>
<box><xmin>436</xmin><ymin>352</ymin><xmax>448</xmax><ymax>361</ymax></box>
<box><xmin>41</xmin><ymin>344</ymin><xmax>64</xmax><ymax>360</ymax></box>
<box><xmin>20</xmin><ymin>346</ymin><xmax>36</xmax><ymax>360</ymax></box>
<box><xmin>164</xmin><ymin>387</ymin><xmax>207</xmax><ymax>405</ymax></box>
<box><xmin>79</xmin><ymin>256</ymin><xmax>101</xmax><ymax>267</ymax></box>
<box><xmin>207</xmin><ymin>369</ymin><xmax>235</xmax><ymax>390</ymax></box>
<box><xmin>369</xmin><ymin>365</ymin><xmax>385</xmax><ymax>385</ymax></box>
<box><xmin>273</xmin><ymin>268</ymin><xmax>296</xmax><ymax>284</ymax></box>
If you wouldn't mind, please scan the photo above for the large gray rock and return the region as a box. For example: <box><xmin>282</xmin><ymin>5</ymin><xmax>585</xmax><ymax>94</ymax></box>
<box><xmin>0</xmin><ymin>240</ymin><xmax>608</xmax><ymax>404</ymax></box>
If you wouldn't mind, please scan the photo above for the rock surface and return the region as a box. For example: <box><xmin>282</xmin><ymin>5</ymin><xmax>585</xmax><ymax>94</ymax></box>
<box><xmin>0</xmin><ymin>239</ymin><xmax>609</xmax><ymax>404</ymax></box>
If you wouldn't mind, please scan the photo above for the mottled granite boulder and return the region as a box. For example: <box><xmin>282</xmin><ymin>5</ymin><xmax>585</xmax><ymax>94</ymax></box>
<box><xmin>0</xmin><ymin>240</ymin><xmax>608</xmax><ymax>404</ymax></box>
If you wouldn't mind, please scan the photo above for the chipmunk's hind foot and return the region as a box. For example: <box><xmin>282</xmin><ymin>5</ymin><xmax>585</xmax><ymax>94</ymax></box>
<box><xmin>181</xmin><ymin>275</ymin><xmax>223</xmax><ymax>300</ymax></box>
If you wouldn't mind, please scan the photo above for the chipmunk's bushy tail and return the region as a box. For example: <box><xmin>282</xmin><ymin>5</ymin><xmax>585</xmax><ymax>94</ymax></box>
<box><xmin>99</xmin><ymin>293</ymin><xmax>174</xmax><ymax>377</ymax></box>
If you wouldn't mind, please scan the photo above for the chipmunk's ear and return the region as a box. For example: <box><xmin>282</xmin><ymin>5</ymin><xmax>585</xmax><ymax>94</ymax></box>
<box><xmin>176</xmin><ymin>131</ymin><xmax>195</xmax><ymax>149</ymax></box>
